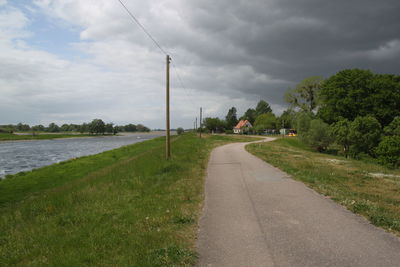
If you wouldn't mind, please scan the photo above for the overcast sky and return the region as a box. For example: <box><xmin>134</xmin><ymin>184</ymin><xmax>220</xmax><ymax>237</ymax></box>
<box><xmin>1</xmin><ymin>0</ymin><xmax>400</xmax><ymax>128</ymax></box>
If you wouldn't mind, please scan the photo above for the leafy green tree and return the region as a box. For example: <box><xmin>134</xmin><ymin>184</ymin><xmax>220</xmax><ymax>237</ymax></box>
<box><xmin>318</xmin><ymin>69</ymin><xmax>400</xmax><ymax>126</ymax></box>
<box><xmin>375</xmin><ymin>136</ymin><xmax>400</xmax><ymax>168</ymax></box>
<box><xmin>124</xmin><ymin>124</ymin><xmax>137</xmax><ymax>132</ymax></box>
<box><xmin>105</xmin><ymin>123</ymin><xmax>114</xmax><ymax>134</ymax></box>
<box><xmin>60</xmin><ymin>124</ymin><xmax>70</xmax><ymax>132</ymax></box>
<box><xmin>241</xmin><ymin>108</ymin><xmax>256</xmax><ymax>125</ymax></box>
<box><xmin>16</xmin><ymin>123</ymin><xmax>30</xmax><ymax>131</ymax></box>
<box><xmin>295</xmin><ymin>112</ymin><xmax>314</xmax><ymax>135</ymax></box>
<box><xmin>348</xmin><ymin>116</ymin><xmax>381</xmax><ymax>157</ymax></box>
<box><xmin>302</xmin><ymin>119</ymin><xmax>333</xmax><ymax>152</ymax></box>
<box><xmin>177</xmin><ymin>127</ymin><xmax>184</xmax><ymax>135</ymax></box>
<box><xmin>255</xmin><ymin>100</ymin><xmax>272</xmax><ymax>117</ymax></box>
<box><xmin>31</xmin><ymin>125</ymin><xmax>45</xmax><ymax>132</ymax></box>
<box><xmin>47</xmin><ymin>123</ymin><xmax>60</xmax><ymax>133</ymax></box>
<box><xmin>331</xmin><ymin>118</ymin><xmax>352</xmax><ymax>157</ymax></box>
<box><xmin>285</xmin><ymin>76</ymin><xmax>323</xmax><ymax>113</ymax></box>
<box><xmin>225</xmin><ymin>107</ymin><xmax>238</xmax><ymax>130</ymax></box>
<box><xmin>277</xmin><ymin>108</ymin><xmax>296</xmax><ymax>129</ymax></box>
<box><xmin>204</xmin><ymin>117</ymin><xmax>225</xmax><ymax>133</ymax></box>
<box><xmin>89</xmin><ymin>119</ymin><xmax>105</xmax><ymax>134</ymax></box>
<box><xmin>383</xmin><ymin>117</ymin><xmax>400</xmax><ymax>136</ymax></box>
<box><xmin>136</xmin><ymin>124</ymin><xmax>150</xmax><ymax>132</ymax></box>
<box><xmin>254</xmin><ymin>113</ymin><xmax>277</xmax><ymax>134</ymax></box>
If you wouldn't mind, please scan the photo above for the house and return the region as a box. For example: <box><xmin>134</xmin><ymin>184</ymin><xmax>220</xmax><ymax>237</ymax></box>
<box><xmin>233</xmin><ymin>120</ymin><xmax>253</xmax><ymax>134</ymax></box>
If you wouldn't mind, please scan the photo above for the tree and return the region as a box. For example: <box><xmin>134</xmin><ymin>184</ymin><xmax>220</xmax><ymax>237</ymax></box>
<box><xmin>241</xmin><ymin>108</ymin><xmax>256</xmax><ymax>125</ymax></box>
<box><xmin>89</xmin><ymin>119</ymin><xmax>105</xmax><ymax>134</ymax></box>
<box><xmin>375</xmin><ymin>136</ymin><xmax>400</xmax><ymax>168</ymax></box>
<box><xmin>383</xmin><ymin>117</ymin><xmax>400</xmax><ymax>136</ymax></box>
<box><xmin>225</xmin><ymin>107</ymin><xmax>238</xmax><ymax>130</ymax></box>
<box><xmin>295</xmin><ymin>112</ymin><xmax>314</xmax><ymax>135</ymax></box>
<box><xmin>31</xmin><ymin>125</ymin><xmax>45</xmax><ymax>132</ymax></box>
<box><xmin>105</xmin><ymin>123</ymin><xmax>114</xmax><ymax>134</ymax></box>
<box><xmin>47</xmin><ymin>123</ymin><xmax>60</xmax><ymax>132</ymax></box>
<box><xmin>277</xmin><ymin>108</ymin><xmax>296</xmax><ymax>129</ymax></box>
<box><xmin>348</xmin><ymin>116</ymin><xmax>381</xmax><ymax>157</ymax></box>
<box><xmin>60</xmin><ymin>124</ymin><xmax>70</xmax><ymax>132</ymax></box>
<box><xmin>177</xmin><ymin>127</ymin><xmax>184</xmax><ymax>135</ymax></box>
<box><xmin>254</xmin><ymin>113</ymin><xmax>277</xmax><ymax>134</ymax></box>
<box><xmin>302</xmin><ymin>119</ymin><xmax>333</xmax><ymax>152</ymax></box>
<box><xmin>318</xmin><ymin>69</ymin><xmax>400</xmax><ymax>126</ymax></box>
<box><xmin>204</xmin><ymin>117</ymin><xmax>225</xmax><ymax>133</ymax></box>
<box><xmin>255</xmin><ymin>100</ymin><xmax>272</xmax><ymax>117</ymax></box>
<box><xmin>332</xmin><ymin>118</ymin><xmax>352</xmax><ymax>157</ymax></box>
<box><xmin>285</xmin><ymin>76</ymin><xmax>323</xmax><ymax>113</ymax></box>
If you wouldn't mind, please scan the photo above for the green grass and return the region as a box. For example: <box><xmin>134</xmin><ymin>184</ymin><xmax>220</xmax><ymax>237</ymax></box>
<box><xmin>0</xmin><ymin>133</ymin><xmax>258</xmax><ymax>266</ymax></box>
<box><xmin>0</xmin><ymin>132</ymin><xmax>96</xmax><ymax>141</ymax></box>
<box><xmin>247</xmin><ymin>137</ymin><xmax>400</xmax><ymax>235</ymax></box>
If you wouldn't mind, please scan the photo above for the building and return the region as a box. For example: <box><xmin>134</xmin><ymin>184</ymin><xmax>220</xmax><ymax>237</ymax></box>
<box><xmin>233</xmin><ymin>120</ymin><xmax>253</xmax><ymax>134</ymax></box>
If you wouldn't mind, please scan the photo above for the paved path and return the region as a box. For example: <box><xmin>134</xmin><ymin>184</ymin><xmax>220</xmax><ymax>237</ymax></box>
<box><xmin>197</xmin><ymin>138</ymin><xmax>400</xmax><ymax>266</ymax></box>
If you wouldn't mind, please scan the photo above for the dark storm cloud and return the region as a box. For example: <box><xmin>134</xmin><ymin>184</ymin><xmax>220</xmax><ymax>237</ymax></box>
<box><xmin>174</xmin><ymin>0</ymin><xmax>400</xmax><ymax>105</ymax></box>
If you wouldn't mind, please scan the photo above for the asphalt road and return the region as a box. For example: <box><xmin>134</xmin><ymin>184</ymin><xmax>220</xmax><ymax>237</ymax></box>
<box><xmin>197</xmin><ymin>138</ymin><xmax>400</xmax><ymax>266</ymax></box>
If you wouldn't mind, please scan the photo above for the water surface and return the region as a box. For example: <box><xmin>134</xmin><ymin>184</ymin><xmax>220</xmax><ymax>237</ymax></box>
<box><xmin>0</xmin><ymin>133</ymin><xmax>164</xmax><ymax>178</ymax></box>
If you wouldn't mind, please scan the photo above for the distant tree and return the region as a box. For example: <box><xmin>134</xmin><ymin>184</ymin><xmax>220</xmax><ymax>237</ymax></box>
<box><xmin>349</xmin><ymin>116</ymin><xmax>381</xmax><ymax>157</ymax></box>
<box><xmin>204</xmin><ymin>117</ymin><xmax>225</xmax><ymax>133</ymax></box>
<box><xmin>225</xmin><ymin>107</ymin><xmax>238</xmax><ymax>130</ymax></box>
<box><xmin>136</xmin><ymin>124</ymin><xmax>150</xmax><ymax>132</ymax></box>
<box><xmin>79</xmin><ymin>123</ymin><xmax>89</xmax><ymax>133</ymax></box>
<box><xmin>318</xmin><ymin>69</ymin><xmax>400</xmax><ymax>126</ymax></box>
<box><xmin>16</xmin><ymin>122</ymin><xmax>30</xmax><ymax>131</ymax></box>
<box><xmin>302</xmin><ymin>119</ymin><xmax>333</xmax><ymax>152</ymax></box>
<box><xmin>295</xmin><ymin>112</ymin><xmax>314</xmax><ymax>136</ymax></box>
<box><xmin>105</xmin><ymin>123</ymin><xmax>114</xmax><ymax>134</ymax></box>
<box><xmin>241</xmin><ymin>108</ymin><xmax>256</xmax><ymax>125</ymax></box>
<box><xmin>124</xmin><ymin>124</ymin><xmax>137</xmax><ymax>132</ymax></box>
<box><xmin>285</xmin><ymin>76</ymin><xmax>323</xmax><ymax>113</ymax></box>
<box><xmin>60</xmin><ymin>124</ymin><xmax>70</xmax><ymax>132</ymax></box>
<box><xmin>177</xmin><ymin>127</ymin><xmax>184</xmax><ymax>135</ymax></box>
<box><xmin>254</xmin><ymin>113</ymin><xmax>277</xmax><ymax>134</ymax></box>
<box><xmin>255</xmin><ymin>100</ymin><xmax>272</xmax><ymax>117</ymax></box>
<box><xmin>89</xmin><ymin>119</ymin><xmax>105</xmax><ymax>134</ymax></box>
<box><xmin>277</xmin><ymin>108</ymin><xmax>296</xmax><ymax>129</ymax></box>
<box><xmin>47</xmin><ymin>123</ymin><xmax>60</xmax><ymax>133</ymax></box>
<box><xmin>31</xmin><ymin>125</ymin><xmax>45</xmax><ymax>132</ymax></box>
<box><xmin>331</xmin><ymin>118</ymin><xmax>352</xmax><ymax>157</ymax></box>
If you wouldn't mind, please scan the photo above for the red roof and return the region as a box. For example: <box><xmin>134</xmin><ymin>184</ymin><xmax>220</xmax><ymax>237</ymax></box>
<box><xmin>234</xmin><ymin>120</ymin><xmax>251</xmax><ymax>129</ymax></box>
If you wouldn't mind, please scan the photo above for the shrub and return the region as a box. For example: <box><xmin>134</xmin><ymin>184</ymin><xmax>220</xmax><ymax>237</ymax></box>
<box><xmin>331</xmin><ymin>118</ymin><xmax>352</xmax><ymax>157</ymax></box>
<box><xmin>348</xmin><ymin>116</ymin><xmax>381</xmax><ymax>157</ymax></box>
<box><xmin>375</xmin><ymin>136</ymin><xmax>400</xmax><ymax>168</ymax></box>
<box><xmin>302</xmin><ymin>119</ymin><xmax>333</xmax><ymax>152</ymax></box>
<box><xmin>225</xmin><ymin>129</ymin><xmax>233</xmax><ymax>134</ymax></box>
<box><xmin>383</xmin><ymin>116</ymin><xmax>400</xmax><ymax>136</ymax></box>
<box><xmin>177</xmin><ymin>128</ymin><xmax>184</xmax><ymax>135</ymax></box>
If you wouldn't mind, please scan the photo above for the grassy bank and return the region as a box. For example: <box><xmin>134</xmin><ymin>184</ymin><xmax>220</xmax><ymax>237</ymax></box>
<box><xmin>0</xmin><ymin>132</ymin><xmax>95</xmax><ymax>141</ymax></box>
<box><xmin>247</xmin><ymin>138</ymin><xmax>400</xmax><ymax>235</ymax></box>
<box><xmin>0</xmin><ymin>133</ymin><xmax>258</xmax><ymax>266</ymax></box>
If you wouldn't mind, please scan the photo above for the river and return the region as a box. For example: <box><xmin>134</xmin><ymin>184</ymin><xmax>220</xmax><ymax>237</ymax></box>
<box><xmin>0</xmin><ymin>132</ymin><xmax>165</xmax><ymax>178</ymax></box>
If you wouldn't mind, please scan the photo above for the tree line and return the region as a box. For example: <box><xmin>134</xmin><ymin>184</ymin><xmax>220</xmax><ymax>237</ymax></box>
<box><xmin>202</xmin><ymin>69</ymin><xmax>400</xmax><ymax>168</ymax></box>
<box><xmin>0</xmin><ymin>119</ymin><xmax>150</xmax><ymax>135</ymax></box>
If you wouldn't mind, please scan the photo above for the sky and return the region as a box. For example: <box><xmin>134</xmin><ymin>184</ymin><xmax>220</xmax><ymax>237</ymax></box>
<box><xmin>1</xmin><ymin>0</ymin><xmax>400</xmax><ymax>129</ymax></box>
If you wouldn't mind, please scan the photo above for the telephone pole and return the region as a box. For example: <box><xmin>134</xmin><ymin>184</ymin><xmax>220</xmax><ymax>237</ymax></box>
<box><xmin>199</xmin><ymin>107</ymin><xmax>202</xmax><ymax>138</ymax></box>
<box><xmin>166</xmin><ymin>55</ymin><xmax>171</xmax><ymax>159</ymax></box>
<box><xmin>195</xmin><ymin>117</ymin><xmax>198</xmax><ymax>131</ymax></box>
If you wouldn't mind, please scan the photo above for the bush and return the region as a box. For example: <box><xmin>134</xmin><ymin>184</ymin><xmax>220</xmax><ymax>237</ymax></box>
<box><xmin>384</xmin><ymin>116</ymin><xmax>400</xmax><ymax>136</ymax></box>
<box><xmin>225</xmin><ymin>129</ymin><xmax>233</xmax><ymax>134</ymax></box>
<box><xmin>302</xmin><ymin>119</ymin><xmax>333</xmax><ymax>152</ymax></box>
<box><xmin>375</xmin><ymin>136</ymin><xmax>400</xmax><ymax>168</ymax></box>
<box><xmin>177</xmin><ymin>128</ymin><xmax>184</xmax><ymax>135</ymax></box>
<box><xmin>348</xmin><ymin>116</ymin><xmax>381</xmax><ymax>157</ymax></box>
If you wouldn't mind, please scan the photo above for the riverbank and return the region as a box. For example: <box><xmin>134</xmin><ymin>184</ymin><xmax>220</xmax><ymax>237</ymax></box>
<box><xmin>246</xmin><ymin>137</ymin><xmax>400</xmax><ymax>236</ymax></box>
<box><xmin>0</xmin><ymin>133</ymin><xmax>259</xmax><ymax>265</ymax></box>
<box><xmin>0</xmin><ymin>132</ymin><xmax>95</xmax><ymax>141</ymax></box>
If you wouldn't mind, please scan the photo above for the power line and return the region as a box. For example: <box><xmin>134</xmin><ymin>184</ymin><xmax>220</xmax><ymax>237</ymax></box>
<box><xmin>116</xmin><ymin>0</ymin><xmax>200</xmax><ymax>116</ymax></box>
<box><xmin>116</xmin><ymin>0</ymin><xmax>168</xmax><ymax>55</ymax></box>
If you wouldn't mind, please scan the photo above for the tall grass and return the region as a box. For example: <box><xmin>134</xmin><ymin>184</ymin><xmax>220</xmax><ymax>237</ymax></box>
<box><xmin>0</xmin><ymin>133</ymin><xmax>257</xmax><ymax>266</ymax></box>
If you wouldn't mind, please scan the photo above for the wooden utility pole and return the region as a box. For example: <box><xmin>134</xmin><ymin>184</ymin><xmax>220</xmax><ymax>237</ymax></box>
<box><xmin>195</xmin><ymin>117</ymin><xmax>197</xmax><ymax>131</ymax></box>
<box><xmin>199</xmin><ymin>107</ymin><xmax>202</xmax><ymax>138</ymax></box>
<box><xmin>166</xmin><ymin>55</ymin><xmax>171</xmax><ymax>159</ymax></box>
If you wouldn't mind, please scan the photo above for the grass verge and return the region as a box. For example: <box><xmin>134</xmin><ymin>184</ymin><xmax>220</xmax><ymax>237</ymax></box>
<box><xmin>247</xmin><ymin>137</ymin><xmax>400</xmax><ymax>236</ymax></box>
<box><xmin>0</xmin><ymin>132</ymin><xmax>96</xmax><ymax>141</ymax></box>
<box><xmin>0</xmin><ymin>133</ymin><xmax>258</xmax><ymax>266</ymax></box>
